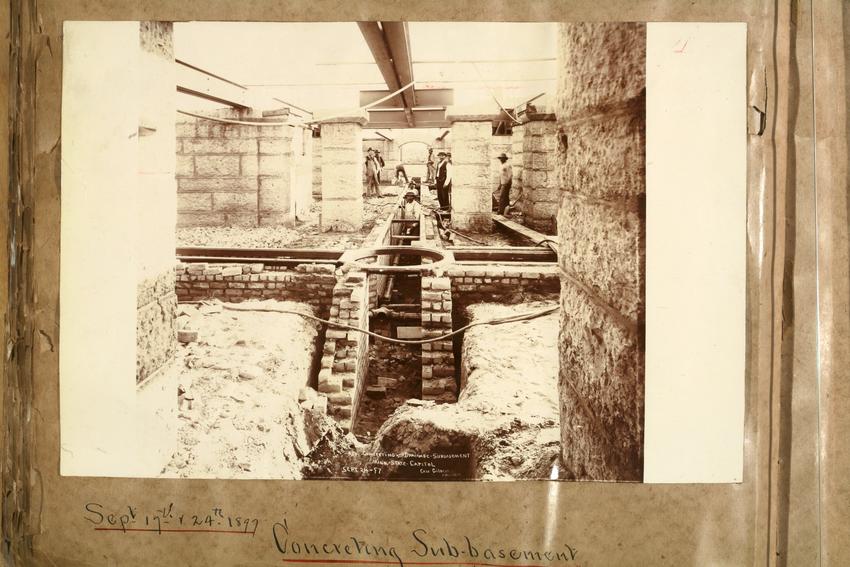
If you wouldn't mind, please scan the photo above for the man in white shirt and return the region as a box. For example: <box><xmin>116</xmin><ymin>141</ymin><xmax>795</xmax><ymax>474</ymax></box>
<box><xmin>494</xmin><ymin>152</ymin><xmax>513</xmax><ymax>214</ymax></box>
<box><xmin>399</xmin><ymin>190</ymin><xmax>422</xmax><ymax>240</ymax></box>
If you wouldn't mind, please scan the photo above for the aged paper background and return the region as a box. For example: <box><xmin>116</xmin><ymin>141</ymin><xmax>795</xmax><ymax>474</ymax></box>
<box><xmin>6</xmin><ymin>0</ymin><xmax>844</xmax><ymax>565</ymax></box>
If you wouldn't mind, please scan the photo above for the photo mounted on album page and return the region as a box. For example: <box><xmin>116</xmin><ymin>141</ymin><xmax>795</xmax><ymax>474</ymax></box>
<box><xmin>58</xmin><ymin>20</ymin><xmax>746</xmax><ymax>484</ymax></box>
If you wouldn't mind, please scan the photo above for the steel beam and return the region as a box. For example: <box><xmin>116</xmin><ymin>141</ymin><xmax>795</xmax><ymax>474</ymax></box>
<box><xmin>360</xmin><ymin>88</ymin><xmax>453</xmax><ymax>108</ymax></box>
<box><xmin>357</xmin><ymin>21</ymin><xmax>416</xmax><ymax>127</ymax></box>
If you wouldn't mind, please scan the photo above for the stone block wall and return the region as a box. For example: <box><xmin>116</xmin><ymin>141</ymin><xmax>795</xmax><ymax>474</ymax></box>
<box><xmin>137</xmin><ymin>271</ymin><xmax>177</xmax><ymax>384</ymax></box>
<box><xmin>174</xmin><ymin>262</ymin><xmax>335</xmax><ymax>316</ymax></box>
<box><xmin>520</xmin><ymin>119</ymin><xmax>558</xmax><ymax>234</ymax></box>
<box><xmin>449</xmin><ymin>120</ymin><xmax>493</xmax><ymax>231</ymax></box>
<box><xmin>421</xmin><ymin>276</ymin><xmax>456</xmax><ymax>402</ymax></box>
<box><xmin>318</xmin><ymin>271</ymin><xmax>370</xmax><ymax>430</ymax></box>
<box><xmin>177</xmin><ymin>112</ymin><xmax>305</xmax><ymax>227</ymax></box>
<box><xmin>555</xmin><ymin>22</ymin><xmax>646</xmax><ymax>481</ymax></box>
<box><xmin>291</xmin><ymin>127</ymin><xmax>314</xmax><ymax>221</ymax></box>
<box><xmin>312</xmin><ymin>135</ymin><xmax>323</xmax><ymax>198</ymax></box>
<box><xmin>320</xmin><ymin>117</ymin><xmax>366</xmax><ymax>231</ymax></box>
<box><xmin>137</xmin><ymin>21</ymin><xmax>178</xmax><ymax>385</ymax></box>
<box><xmin>510</xmin><ymin>125</ymin><xmax>526</xmax><ymax>201</ymax></box>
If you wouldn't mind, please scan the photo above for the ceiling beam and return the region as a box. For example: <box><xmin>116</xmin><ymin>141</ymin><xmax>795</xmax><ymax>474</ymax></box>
<box><xmin>357</xmin><ymin>22</ymin><xmax>415</xmax><ymax>127</ymax></box>
<box><xmin>175</xmin><ymin>59</ymin><xmax>252</xmax><ymax>109</ymax></box>
<box><xmin>360</xmin><ymin>88</ymin><xmax>453</xmax><ymax>108</ymax></box>
<box><xmin>381</xmin><ymin>21</ymin><xmax>416</xmax><ymax>110</ymax></box>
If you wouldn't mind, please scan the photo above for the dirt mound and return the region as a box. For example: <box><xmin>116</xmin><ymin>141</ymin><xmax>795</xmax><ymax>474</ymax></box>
<box><xmin>162</xmin><ymin>300</ymin><xmax>326</xmax><ymax>479</ymax></box>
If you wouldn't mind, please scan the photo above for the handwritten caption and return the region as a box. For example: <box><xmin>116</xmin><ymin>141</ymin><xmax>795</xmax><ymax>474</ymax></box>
<box><xmin>84</xmin><ymin>502</ymin><xmax>258</xmax><ymax>535</ymax></box>
<box><xmin>85</xmin><ymin>506</ymin><xmax>580</xmax><ymax>567</ymax></box>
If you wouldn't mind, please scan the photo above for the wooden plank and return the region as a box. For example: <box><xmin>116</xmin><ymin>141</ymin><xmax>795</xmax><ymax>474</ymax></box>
<box><xmin>451</xmin><ymin>249</ymin><xmax>556</xmax><ymax>262</ymax></box>
<box><xmin>492</xmin><ymin>214</ymin><xmax>558</xmax><ymax>252</ymax></box>
<box><xmin>176</xmin><ymin>247</ymin><xmax>343</xmax><ymax>260</ymax></box>
<box><xmin>176</xmin><ymin>256</ymin><xmax>338</xmax><ymax>267</ymax></box>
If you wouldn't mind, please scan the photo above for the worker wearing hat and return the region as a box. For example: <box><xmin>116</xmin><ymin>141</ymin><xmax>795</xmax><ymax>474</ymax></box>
<box><xmin>494</xmin><ymin>152</ymin><xmax>513</xmax><ymax>214</ymax></box>
<box><xmin>399</xmin><ymin>189</ymin><xmax>422</xmax><ymax>240</ymax></box>
<box><xmin>435</xmin><ymin>151</ymin><xmax>452</xmax><ymax>209</ymax></box>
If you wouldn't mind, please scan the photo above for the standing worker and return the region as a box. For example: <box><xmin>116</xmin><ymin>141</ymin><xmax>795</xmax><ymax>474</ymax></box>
<box><xmin>494</xmin><ymin>152</ymin><xmax>513</xmax><ymax>214</ymax></box>
<box><xmin>364</xmin><ymin>148</ymin><xmax>380</xmax><ymax>197</ymax></box>
<box><xmin>435</xmin><ymin>151</ymin><xmax>452</xmax><ymax>210</ymax></box>
<box><xmin>375</xmin><ymin>150</ymin><xmax>386</xmax><ymax>183</ymax></box>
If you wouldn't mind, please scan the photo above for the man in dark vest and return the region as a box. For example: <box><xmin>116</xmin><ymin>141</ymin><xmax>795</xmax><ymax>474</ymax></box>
<box><xmin>435</xmin><ymin>151</ymin><xmax>452</xmax><ymax>210</ymax></box>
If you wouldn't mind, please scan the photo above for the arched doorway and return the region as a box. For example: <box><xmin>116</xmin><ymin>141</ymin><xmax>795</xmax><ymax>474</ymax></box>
<box><xmin>398</xmin><ymin>141</ymin><xmax>429</xmax><ymax>180</ymax></box>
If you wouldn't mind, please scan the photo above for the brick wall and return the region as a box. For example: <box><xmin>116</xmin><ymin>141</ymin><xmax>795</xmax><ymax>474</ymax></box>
<box><xmin>318</xmin><ymin>271</ymin><xmax>370</xmax><ymax>431</ymax></box>
<box><xmin>175</xmin><ymin>262</ymin><xmax>335</xmax><ymax>315</ymax></box>
<box><xmin>421</xmin><ymin>276</ymin><xmax>456</xmax><ymax>402</ymax></box>
<box><xmin>176</xmin><ymin>110</ymin><xmax>308</xmax><ymax>227</ymax></box>
<box><xmin>555</xmin><ymin>22</ymin><xmax>646</xmax><ymax>481</ymax></box>
<box><xmin>447</xmin><ymin>264</ymin><xmax>560</xmax><ymax>309</ymax></box>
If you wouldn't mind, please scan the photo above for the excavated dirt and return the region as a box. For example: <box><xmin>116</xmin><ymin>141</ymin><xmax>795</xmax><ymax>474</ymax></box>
<box><xmin>161</xmin><ymin>299</ymin><xmax>340</xmax><ymax>479</ymax></box>
<box><xmin>159</xmin><ymin>296</ymin><xmax>561</xmax><ymax>481</ymax></box>
<box><xmin>176</xmin><ymin>194</ymin><xmax>400</xmax><ymax>249</ymax></box>
<box><xmin>305</xmin><ymin>301</ymin><xmax>561</xmax><ymax>481</ymax></box>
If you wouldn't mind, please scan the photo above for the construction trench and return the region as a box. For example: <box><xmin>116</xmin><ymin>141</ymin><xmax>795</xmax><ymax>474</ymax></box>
<box><xmin>168</xmin><ymin>187</ymin><xmax>562</xmax><ymax>480</ymax></box>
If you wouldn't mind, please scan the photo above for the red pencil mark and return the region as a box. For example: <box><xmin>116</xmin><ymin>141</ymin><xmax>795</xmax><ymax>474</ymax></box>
<box><xmin>674</xmin><ymin>39</ymin><xmax>689</xmax><ymax>53</ymax></box>
<box><xmin>281</xmin><ymin>560</ymin><xmax>556</xmax><ymax>567</ymax></box>
<box><xmin>95</xmin><ymin>527</ymin><xmax>253</xmax><ymax>534</ymax></box>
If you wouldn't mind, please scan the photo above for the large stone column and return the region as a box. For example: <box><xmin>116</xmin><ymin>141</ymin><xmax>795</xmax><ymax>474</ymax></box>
<box><xmin>447</xmin><ymin>113</ymin><xmax>493</xmax><ymax>231</ymax></box>
<box><xmin>258</xmin><ymin>124</ymin><xmax>297</xmax><ymax>226</ymax></box>
<box><xmin>521</xmin><ymin>114</ymin><xmax>558</xmax><ymax>234</ymax></box>
<box><xmin>555</xmin><ymin>23</ymin><xmax>646</xmax><ymax>481</ymax></box>
<box><xmin>320</xmin><ymin>113</ymin><xmax>367</xmax><ymax>231</ymax></box>
<box><xmin>511</xmin><ymin>123</ymin><xmax>526</xmax><ymax>211</ymax></box>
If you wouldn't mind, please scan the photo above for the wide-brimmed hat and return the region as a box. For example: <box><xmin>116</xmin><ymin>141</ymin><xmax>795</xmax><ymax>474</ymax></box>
<box><xmin>497</xmin><ymin>152</ymin><xmax>509</xmax><ymax>160</ymax></box>
<box><xmin>404</xmin><ymin>190</ymin><xmax>417</xmax><ymax>197</ymax></box>
<box><xmin>437</xmin><ymin>151</ymin><xmax>447</xmax><ymax>157</ymax></box>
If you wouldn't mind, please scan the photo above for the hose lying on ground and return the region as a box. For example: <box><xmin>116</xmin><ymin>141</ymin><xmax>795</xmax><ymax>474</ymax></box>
<box><xmin>187</xmin><ymin>301</ymin><xmax>559</xmax><ymax>345</ymax></box>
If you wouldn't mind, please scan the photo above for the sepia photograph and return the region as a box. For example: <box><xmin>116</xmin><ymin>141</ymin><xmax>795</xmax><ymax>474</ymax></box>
<box><xmin>61</xmin><ymin>20</ymin><xmax>653</xmax><ymax>482</ymax></box>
